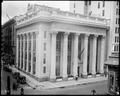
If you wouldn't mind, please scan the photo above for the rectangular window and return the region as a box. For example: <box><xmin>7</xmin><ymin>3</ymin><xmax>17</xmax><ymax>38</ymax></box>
<box><xmin>102</xmin><ymin>10</ymin><xmax>105</xmax><ymax>16</ymax></box>
<box><xmin>117</xmin><ymin>1</ymin><xmax>119</xmax><ymax>6</ymax></box>
<box><xmin>43</xmin><ymin>58</ymin><xmax>46</xmax><ymax>64</ymax></box>
<box><xmin>74</xmin><ymin>3</ymin><xmax>75</xmax><ymax>8</ymax></box>
<box><xmin>116</xmin><ymin>8</ymin><xmax>119</xmax><ymax>15</ymax></box>
<box><xmin>117</xmin><ymin>37</ymin><xmax>119</xmax><ymax>43</ymax></box>
<box><xmin>118</xmin><ymin>18</ymin><xmax>119</xmax><ymax>24</ymax></box>
<box><xmin>115</xmin><ymin>28</ymin><xmax>116</xmax><ymax>33</ymax></box>
<box><xmin>116</xmin><ymin>18</ymin><xmax>117</xmax><ymax>24</ymax></box>
<box><xmin>89</xmin><ymin>1</ymin><xmax>91</xmax><ymax>5</ymax></box>
<box><xmin>74</xmin><ymin>10</ymin><xmax>75</xmax><ymax>14</ymax></box>
<box><xmin>43</xmin><ymin>66</ymin><xmax>46</xmax><ymax>73</ymax></box>
<box><xmin>118</xmin><ymin>27</ymin><xmax>119</xmax><ymax>33</ymax></box>
<box><xmin>103</xmin><ymin>1</ymin><xmax>105</xmax><ymax>7</ymax></box>
<box><xmin>115</xmin><ymin>37</ymin><xmax>116</xmax><ymax>42</ymax></box>
<box><xmin>44</xmin><ymin>31</ymin><xmax>47</xmax><ymax>39</ymax></box>
<box><xmin>98</xmin><ymin>2</ymin><xmax>100</xmax><ymax>9</ymax></box>
<box><xmin>116</xmin><ymin>45</ymin><xmax>118</xmax><ymax>51</ymax></box>
<box><xmin>85</xmin><ymin>1</ymin><xmax>87</xmax><ymax>6</ymax></box>
<box><xmin>44</xmin><ymin>42</ymin><xmax>46</xmax><ymax>51</ymax></box>
<box><xmin>114</xmin><ymin>45</ymin><xmax>116</xmax><ymax>51</ymax></box>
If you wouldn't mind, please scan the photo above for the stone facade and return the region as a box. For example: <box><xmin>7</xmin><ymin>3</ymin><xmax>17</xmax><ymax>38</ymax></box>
<box><xmin>16</xmin><ymin>4</ymin><xmax>110</xmax><ymax>82</ymax></box>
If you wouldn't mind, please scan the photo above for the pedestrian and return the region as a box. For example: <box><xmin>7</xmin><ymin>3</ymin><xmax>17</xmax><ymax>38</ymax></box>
<box><xmin>74</xmin><ymin>75</ymin><xmax>78</xmax><ymax>81</ymax></box>
<box><xmin>20</xmin><ymin>88</ymin><xmax>24</xmax><ymax>95</ymax></box>
<box><xmin>91</xmin><ymin>89</ymin><xmax>96</xmax><ymax>95</ymax></box>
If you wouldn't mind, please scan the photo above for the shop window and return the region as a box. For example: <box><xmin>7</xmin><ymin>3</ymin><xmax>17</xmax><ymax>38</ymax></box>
<box><xmin>109</xmin><ymin>75</ymin><xmax>114</xmax><ymax>91</ymax></box>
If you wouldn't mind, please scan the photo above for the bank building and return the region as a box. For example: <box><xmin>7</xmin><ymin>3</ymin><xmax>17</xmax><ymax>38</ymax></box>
<box><xmin>15</xmin><ymin>4</ymin><xmax>110</xmax><ymax>82</ymax></box>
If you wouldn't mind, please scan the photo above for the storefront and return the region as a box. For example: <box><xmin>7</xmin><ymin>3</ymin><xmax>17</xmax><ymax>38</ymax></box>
<box><xmin>105</xmin><ymin>56</ymin><xmax>119</xmax><ymax>95</ymax></box>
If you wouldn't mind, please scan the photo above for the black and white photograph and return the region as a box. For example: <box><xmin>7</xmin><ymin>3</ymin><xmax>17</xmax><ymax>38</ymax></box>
<box><xmin>1</xmin><ymin>0</ymin><xmax>119</xmax><ymax>95</ymax></box>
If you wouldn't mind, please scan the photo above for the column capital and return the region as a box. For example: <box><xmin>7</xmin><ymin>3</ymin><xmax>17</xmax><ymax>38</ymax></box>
<box><xmin>50</xmin><ymin>31</ymin><xmax>58</xmax><ymax>35</ymax></box>
<box><xmin>74</xmin><ymin>33</ymin><xmax>80</xmax><ymax>36</ymax></box>
<box><xmin>64</xmin><ymin>32</ymin><xmax>70</xmax><ymax>36</ymax></box>
<box><xmin>94</xmin><ymin>34</ymin><xmax>98</xmax><ymax>38</ymax></box>
<box><xmin>35</xmin><ymin>31</ymin><xmax>39</xmax><ymax>35</ymax></box>
<box><xmin>102</xmin><ymin>35</ymin><xmax>106</xmax><ymax>39</ymax></box>
<box><xmin>29</xmin><ymin>32</ymin><xmax>33</xmax><ymax>36</ymax></box>
<box><xmin>84</xmin><ymin>34</ymin><xmax>90</xmax><ymax>37</ymax></box>
<box><xmin>30</xmin><ymin>32</ymin><xmax>34</xmax><ymax>36</ymax></box>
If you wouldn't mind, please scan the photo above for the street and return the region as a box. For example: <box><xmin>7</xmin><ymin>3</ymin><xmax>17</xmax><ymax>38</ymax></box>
<box><xmin>1</xmin><ymin>68</ymin><xmax>108</xmax><ymax>95</ymax></box>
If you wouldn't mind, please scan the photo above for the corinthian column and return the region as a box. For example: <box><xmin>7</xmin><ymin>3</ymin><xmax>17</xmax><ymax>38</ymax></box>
<box><xmin>100</xmin><ymin>35</ymin><xmax>106</xmax><ymax>76</ymax></box>
<box><xmin>50</xmin><ymin>31</ymin><xmax>57</xmax><ymax>82</ymax></box>
<box><xmin>19</xmin><ymin>35</ymin><xmax>22</xmax><ymax>69</ymax></box>
<box><xmin>62</xmin><ymin>32</ymin><xmax>69</xmax><ymax>81</ymax></box>
<box><xmin>91</xmin><ymin>34</ymin><xmax>98</xmax><ymax>77</ymax></box>
<box><xmin>31</xmin><ymin>33</ymin><xmax>34</xmax><ymax>74</ymax></box>
<box><xmin>73</xmin><ymin>33</ymin><xmax>79</xmax><ymax>77</ymax></box>
<box><xmin>26</xmin><ymin>34</ymin><xmax>29</xmax><ymax>72</ymax></box>
<box><xmin>16</xmin><ymin>35</ymin><xmax>19</xmax><ymax>67</ymax></box>
<box><xmin>82</xmin><ymin>34</ymin><xmax>89</xmax><ymax>78</ymax></box>
<box><xmin>23</xmin><ymin>35</ymin><xmax>25</xmax><ymax>70</ymax></box>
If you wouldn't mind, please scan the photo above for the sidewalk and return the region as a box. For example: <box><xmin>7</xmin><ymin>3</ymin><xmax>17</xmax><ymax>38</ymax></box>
<box><xmin>10</xmin><ymin>66</ymin><xmax>108</xmax><ymax>90</ymax></box>
<box><xmin>37</xmin><ymin>76</ymin><xmax>108</xmax><ymax>90</ymax></box>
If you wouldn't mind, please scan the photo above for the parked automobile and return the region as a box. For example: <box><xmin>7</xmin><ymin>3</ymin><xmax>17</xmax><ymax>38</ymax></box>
<box><xmin>13</xmin><ymin>72</ymin><xmax>20</xmax><ymax>79</ymax></box>
<box><xmin>3</xmin><ymin>65</ymin><xmax>12</xmax><ymax>72</ymax></box>
<box><xmin>17</xmin><ymin>75</ymin><xmax>26</xmax><ymax>84</ymax></box>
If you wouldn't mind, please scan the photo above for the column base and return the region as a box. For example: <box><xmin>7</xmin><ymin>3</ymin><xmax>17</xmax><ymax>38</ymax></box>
<box><xmin>50</xmin><ymin>77</ymin><xmax>56</xmax><ymax>82</ymax></box>
<box><xmin>62</xmin><ymin>77</ymin><xmax>68</xmax><ymax>81</ymax></box>
<box><xmin>81</xmin><ymin>74</ymin><xmax>87</xmax><ymax>78</ymax></box>
<box><xmin>92</xmin><ymin>74</ymin><xmax>96</xmax><ymax>77</ymax></box>
<box><xmin>100</xmin><ymin>73</ymin><xmax>104</xmax><ymax>76</ymax></box>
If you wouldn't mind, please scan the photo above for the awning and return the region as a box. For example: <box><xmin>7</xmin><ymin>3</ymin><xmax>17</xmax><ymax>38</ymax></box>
<box><xmin>104</xmin><ymin>57</ymin><xmax>119</xmax><ymax>66</ymax></box>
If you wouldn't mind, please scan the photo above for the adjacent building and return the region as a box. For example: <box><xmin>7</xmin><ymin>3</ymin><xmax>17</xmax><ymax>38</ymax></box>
<box><xmin>70</xmin><ymin>1</ymin><xmax>119</xmax><ymax>58</ymax></box>
<box><xmin>1</xmin><ymin>17</ymin><xmax>17</xmax><ymax>66</ymax></box>
<box><xmin>15</xmin><ymin>4</ymin><xmax>109</xmax><ymax>82</ymax></box>
<box><xmin>105</xmin><ymin>56</ymin><xmax>119</xmax><ymax>95</ymax></box>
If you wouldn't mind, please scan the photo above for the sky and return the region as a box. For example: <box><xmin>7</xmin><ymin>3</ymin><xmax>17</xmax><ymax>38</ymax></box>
<box><xmin>2</xmin><ymin>1</ymin><xmax>70</xmax><ymax>25</ymax></box>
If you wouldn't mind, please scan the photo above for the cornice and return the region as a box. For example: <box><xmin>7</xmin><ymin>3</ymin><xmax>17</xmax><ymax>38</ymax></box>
<box><xmin>16</xmin><ymin>4</ymin><xmax>110</xmax><ymax>29</ymax></box>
